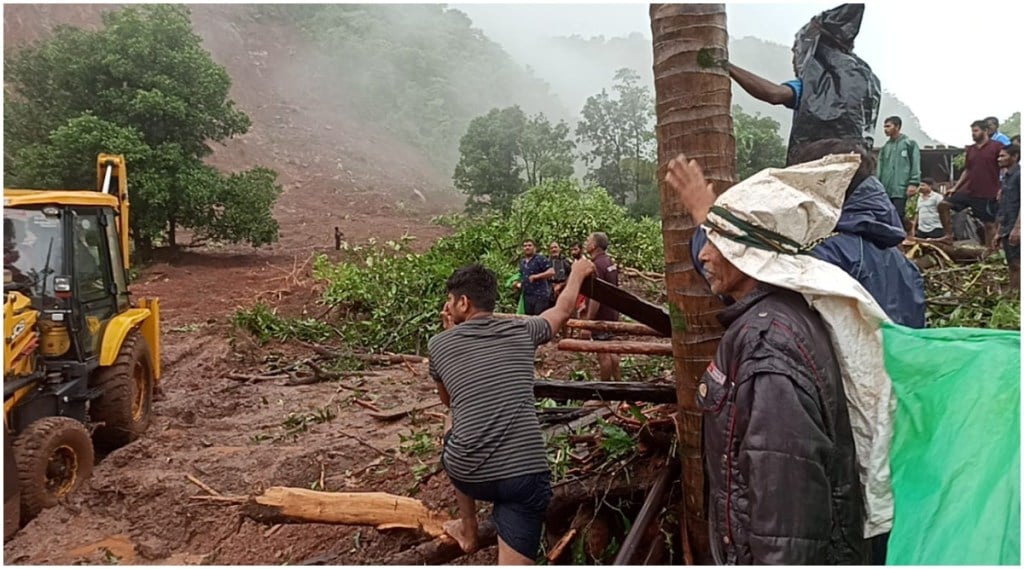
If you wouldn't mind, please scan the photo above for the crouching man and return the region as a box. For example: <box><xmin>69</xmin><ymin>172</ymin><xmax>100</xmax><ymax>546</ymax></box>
<box><xmin>667</xmin><ymin>154</ymin><xmax>870</xmax><ymax>564</ymax></box>
<box><xmin>429</xmin><ymin>259</ymin><xmax>595</xmax><ymax>564</ymax></box>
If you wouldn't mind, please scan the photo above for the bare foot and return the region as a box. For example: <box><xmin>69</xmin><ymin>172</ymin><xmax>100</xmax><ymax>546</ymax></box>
<box><xmin>443</xmin><ymin>519</ymin><xmax>479</xmax><ymax>553</ymax></box>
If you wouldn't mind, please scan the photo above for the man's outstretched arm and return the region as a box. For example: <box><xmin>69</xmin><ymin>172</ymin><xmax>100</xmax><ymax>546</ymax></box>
<box><xmin>728</xmin><ymin>63</ymin><xmax>797</xmax><ymax>108</ymax></box>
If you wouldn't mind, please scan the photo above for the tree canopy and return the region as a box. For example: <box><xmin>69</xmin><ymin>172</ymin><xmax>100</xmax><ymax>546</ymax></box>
<box><xmin>453</xmin><ymin>106</ymin><xmax>574</xmax><ymax>213</ymax></box>
<box><xmin>3</xmin><ymin>5</ymin><xmax>281</xmax><ymax>252</ymax></box>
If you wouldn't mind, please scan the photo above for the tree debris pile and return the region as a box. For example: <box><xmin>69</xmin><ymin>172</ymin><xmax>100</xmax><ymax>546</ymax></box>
<box><xmin>917</xmin><ymin>253</ymin><xmax>1020</xmax><ymax>329</ymax></box>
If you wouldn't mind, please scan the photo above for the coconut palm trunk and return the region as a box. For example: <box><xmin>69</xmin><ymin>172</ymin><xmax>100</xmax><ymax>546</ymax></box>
<box><xmin>651</xmin><ymin>4</ymin><xmax>735</xmax><ymax>563</ymax></box>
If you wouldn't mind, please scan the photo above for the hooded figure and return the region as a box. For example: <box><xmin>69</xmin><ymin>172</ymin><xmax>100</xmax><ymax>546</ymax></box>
<box><xmin>787</xmin><ymin>4</ymin><xmax>881</xmax><ymax>164</ymax></box>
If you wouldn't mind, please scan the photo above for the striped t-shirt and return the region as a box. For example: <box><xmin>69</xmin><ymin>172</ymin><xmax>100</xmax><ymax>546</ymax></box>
<box><xmin>428</xmin><ymin>316</ymin><xmax>552</xmax><ymax>483</ymax></box>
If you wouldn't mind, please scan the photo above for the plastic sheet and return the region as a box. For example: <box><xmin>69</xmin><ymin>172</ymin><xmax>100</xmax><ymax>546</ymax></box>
<box><xmin>787</xmin><ymin>4</ymin><xmax>882</xmax><ymax>165</ymax></box>
<box><xmin>882</xmin><ymin>322</ymin><xmax>1021</xmax><ymax>565</ymax></box>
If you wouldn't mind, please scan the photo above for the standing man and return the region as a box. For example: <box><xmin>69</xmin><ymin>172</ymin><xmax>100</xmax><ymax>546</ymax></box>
<box><xmin>939</xmin><ymin>120</ymin><xmax>1004</xmax><ymax>245</ymax></box>
<box><xmin>430</xmin><ymin>260</ymin><xmax>596</xmax><ymax>564</ymax></box>
<box><xmin>986</xmin><ymin>116</ymin><xmax>1012</xmax><ymax>147</ymax></box>
<box><xmin>515</xmin><ymin>239</ymin><xmax>554</xmax><ymax>316</ymax></box>
<box><xmin>877</xmin><ymin>116</ymin><xmax>921</xmax><ymax>230</ymax></box>
<box><xmin>995</xmin><ymin>145</ymin><xmax>1021</xmax><ymax>289</ymax></box>
<box><xmin>547</xmin><ymin>242</ymin><xmax>573</xmax><ymax>303</ymax></box>
<box><xmin>583</xmin><ymin>232</ymin><xmax>621</xmax><ymax>381</ymax></box>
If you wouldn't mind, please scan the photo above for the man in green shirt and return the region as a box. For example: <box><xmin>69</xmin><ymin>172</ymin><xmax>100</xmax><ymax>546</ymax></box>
<box><xmin>877</xmin><ymin>116</ymin><xmax>921</xmax><ymax>231</ymax></box>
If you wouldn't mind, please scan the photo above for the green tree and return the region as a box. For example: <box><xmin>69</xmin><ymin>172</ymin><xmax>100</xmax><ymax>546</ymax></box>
<box><xmin>453</xmin><ymin>106</ymin><xmax>574</xmax><ymax>213</ymax></box>
<box><xmin>453</xmin><ymin>106</ymin><xmax>527</xmax><ymax>213</ymax></box>
<box><xmin>733</xmin><ymin>105</ymin><xmax>787</xmax><ymax>179</ymax></box>
<box><xmin>3</xmin><ymin>5</ymin><xmax>280</xmax><ymax>253</ymax></box>
<box><xmin>521</xmin><ymin>113</ymin><xmax>576</xmax><ymax>187</ymax></box>
<box><xmin>576</xmin><ymin>68</ymin><xmax>656</xmax><ymax>205</ymax></box>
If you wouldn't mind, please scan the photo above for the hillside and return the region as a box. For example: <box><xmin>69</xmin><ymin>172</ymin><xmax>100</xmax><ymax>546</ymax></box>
<box><xmin>4</xmin><ymin>3</ymin><xmax>468</xmax><ymax>242</ymax></box>
<box><xmin>514</xmin><ymin>33</ymin><xmax>939</xmax><ymax>146</ymax></box>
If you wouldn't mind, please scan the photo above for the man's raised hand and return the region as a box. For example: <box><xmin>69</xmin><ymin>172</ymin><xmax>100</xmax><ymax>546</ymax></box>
<box><xmin>665</xmin><ymin>154</ymin><xmax>716</xmax><ymax>225</ymax></box>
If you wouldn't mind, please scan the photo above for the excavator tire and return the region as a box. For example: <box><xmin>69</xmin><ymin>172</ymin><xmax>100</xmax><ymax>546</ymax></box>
<box><xmin>12</xmin><ymin>416</ymin><xmax>94</xmax><ymax>525</ymax></box>
<box><xmin>90</xmin><ymin>329</ymin><xmax>154</xmax><ymax>451</ymax></box>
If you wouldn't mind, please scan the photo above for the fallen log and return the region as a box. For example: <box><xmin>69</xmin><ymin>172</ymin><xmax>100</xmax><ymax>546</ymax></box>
<box><xmin>368</xmin><ymin>400</ymin><xmax>443</xmax><ymax>421</ymax></box>
<box><xmin>493</xmin><ymin>314</ymin><xmax>663</xmax><ymax>336</ymax></box>
<box><xmin>241</xmin><ymin>487</ymin><xmax>450</xmax><ymax>537</ymax></box>
<box><xmin>613</xmin><ymin>460</ymin><xmax>678</xmax><ymax>565</ymax></box>
<box><xmin>535</xmin><ymin>380</ymin><xmax>676</xmax><ymax>404</ymax></box>
<box><xmin>381</xmin><ymin>520</ymin><xmax>498</xmax><ymax>565</ymax></box>
<box><xmin>557</xmin><ymin>338</ymin><xmax>673</xmax><ymax>356</ymax></box>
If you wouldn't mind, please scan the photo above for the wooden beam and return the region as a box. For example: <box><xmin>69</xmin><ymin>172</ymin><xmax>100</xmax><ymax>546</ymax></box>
<box><xmin>580</xmin><ymin>276</ymin><xmax>673</xmax><ymax>336</ymax></box>
<box><xmin>557</xmin><ymin>338</ymin><xmax>673</xmax><ymax>356</ymax></box>
<box><xmin>613</xmin><ymin>461</ymin><xmax>679</xmax><ymax>565</ymax></box>
<box><xmin>493</xmin><ymin>313</ymin><xmax>663</xmax><ymax>336</ymax></box>
<box><xmin>241</xmin><ymin>487</ymin><xmax>450</xmax><ymax>537</ymax></box>
<box><xmin>534</xmin><ymin>380</ymin><xmax>677</xmax><ymax>404</ymax></box>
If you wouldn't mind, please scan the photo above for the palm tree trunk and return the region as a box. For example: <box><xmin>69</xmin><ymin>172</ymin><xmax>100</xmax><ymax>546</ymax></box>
<box><xmin>650</xmin><ymin>4</ymin><xmax>735</xmax><ymax>563</ymax></box>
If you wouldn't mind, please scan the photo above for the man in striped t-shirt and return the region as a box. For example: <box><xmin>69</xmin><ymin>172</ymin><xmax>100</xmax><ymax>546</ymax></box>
<box><xmin>429</xmin><ymin>259</ymin><xmax>595</xmax><ymax>564</ymax></box>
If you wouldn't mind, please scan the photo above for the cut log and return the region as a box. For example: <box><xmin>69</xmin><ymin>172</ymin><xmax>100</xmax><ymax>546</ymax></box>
<box><xmin>241</xmin><ymin>487</ymin><xmax>450</xmax><ymax>537</ymax></box>
<box><xmin>535</xmin><ymin>380</ymin><xmax>676</xmax><ymax>404</ymax></box>
<box><xmin>493</xmin><ymin>314</ymin><xmax>663</xmax><ymax>336</ymax></box>
<box><xmin>368</xmin><ymin>400</ymin><xmax>442</xmax><ymax>421</ymax></box>
<box><xmin>381</xmin><ymin>520</ymin><xmax>498</xmax><ymax>565</ymax></box>
<box><xmin>557</xmin><ymin>338</ymin><xmax>673</xmax><ymax>356</ymax></box>
<box><xmin>580</xmin><ymin>276</ymin><xmax>672</xmax><ymax>336</ymax></box>
<box><xmin>613</xmin><ymin>461</ymin><xmax>679</xmax><ymax>565</ymax></box>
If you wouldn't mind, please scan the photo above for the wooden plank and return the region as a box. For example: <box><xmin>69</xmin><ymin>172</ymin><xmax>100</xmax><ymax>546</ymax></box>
<box><xmin>534</xmin><ymin>380</ymin><xmax>676</xmax><ymax>404</ymax></box>
<box><xmin>557</xmin><ymin>338</ymin><xmax>673</xmax><ymax>356</ymax></box>
<box><xmin>580</xmin><ymin>276</ymin><xmax>672</xmax><ymax>337</ymax></box>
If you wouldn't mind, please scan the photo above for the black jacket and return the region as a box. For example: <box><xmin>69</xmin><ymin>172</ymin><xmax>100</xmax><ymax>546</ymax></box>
<box><xmin>698</xmin><ymin>285</ymin><xmax>868</xmax><ymax>565</ymax></box>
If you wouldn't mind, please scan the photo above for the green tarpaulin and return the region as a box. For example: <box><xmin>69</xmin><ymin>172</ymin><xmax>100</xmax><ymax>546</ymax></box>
<box><xmin>883</xmin><ymin>322</ymin><xmax>1021</xmax><ymax>565</ymax></box>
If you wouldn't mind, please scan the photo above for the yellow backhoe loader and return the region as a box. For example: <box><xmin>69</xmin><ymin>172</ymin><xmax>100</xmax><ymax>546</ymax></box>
<box><xmin>3</xmin><ymin>155</ymin><xmax>161</xmax><ymax>539</ymax></box>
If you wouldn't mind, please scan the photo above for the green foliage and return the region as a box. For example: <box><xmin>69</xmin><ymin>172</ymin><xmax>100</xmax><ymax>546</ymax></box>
<box><xmin>231</xmin><ymin>303</ymin><xmax>335</xmax><ymax>345</ymax></box>
<box><xmin>254</xmin><ymin>5</ymin><xmax>565</xmax><ymax>170</ymax></box>
<box><xmin>577</xmin><ymin>69</ymin><xmax>655</xmax><ymax>206</ymax></box>
<box><xmin>4</xmin><ymin>5</ymin><xmax>281</xmax><ymax>251</ymax></box>
<box><xmin>453</xmin><ymin>106</ymin><xmax>575</xmax><ymax>214</ymax></box>
<box><xmin>314</xmin><ymin>181</ymin><xmax>664</xmax><ymax>353</ymax></box>
<box><xmin>733</xmin><ymin>105</ymin><xmax>787</xmax><ymax>179</ymax></box>
<box><xmin>597</xmin><ymin>419</ymin><xmax>635</xmax><ymax>462</ymax></box>
<box><xmin>398</xmin><ymin>428</ymin><xmax>436</xmax><ymax>457</ymax></box>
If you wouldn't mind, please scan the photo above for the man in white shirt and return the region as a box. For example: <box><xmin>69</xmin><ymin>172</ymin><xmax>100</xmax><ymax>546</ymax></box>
<box><xmin>911</xmin><ymin>178</ymin><xmax>945</xmax><ymax>240</ymax></box>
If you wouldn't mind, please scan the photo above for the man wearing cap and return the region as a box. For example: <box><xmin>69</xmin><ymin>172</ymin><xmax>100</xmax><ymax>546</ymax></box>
<box><xmin>667</xmin><ymin>153</ymin><xmax>891</xmax><ymax>564</ymax></box>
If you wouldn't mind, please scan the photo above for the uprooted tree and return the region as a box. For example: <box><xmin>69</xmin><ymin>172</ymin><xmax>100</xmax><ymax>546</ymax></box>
<box><xmin>3</xmin><ymin>4</ymin><xmax>282</xmax><ymax>255</ymax></box>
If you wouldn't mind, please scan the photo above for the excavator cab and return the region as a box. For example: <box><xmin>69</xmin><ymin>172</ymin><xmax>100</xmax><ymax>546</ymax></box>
<box><xmin>3</xmin><ymin>155</ymin><xmax>161</xmax><ymax>538</ymax></box>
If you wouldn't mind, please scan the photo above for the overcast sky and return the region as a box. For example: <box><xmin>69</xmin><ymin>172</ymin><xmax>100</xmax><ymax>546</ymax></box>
<box><xmin>452</xmin><ymin>2</ymin><xmax>1021</xmax><ymax>145</ymax></box>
